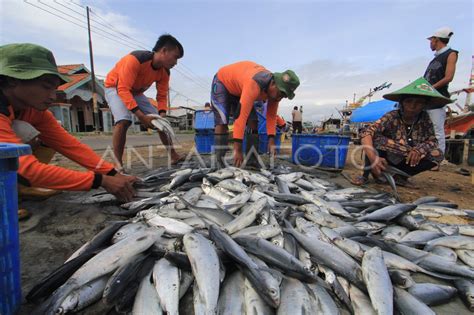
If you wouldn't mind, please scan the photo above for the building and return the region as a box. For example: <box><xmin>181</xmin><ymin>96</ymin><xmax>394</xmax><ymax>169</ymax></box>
<box><xmin>49</xmin><ymin>64</ymin><xmax>111</xmax><ymax>132</ymax></box>
<box><xmin>148</xmin><ymin>98</ymin><xmax>195</xmax><ymax>131</ymax></box>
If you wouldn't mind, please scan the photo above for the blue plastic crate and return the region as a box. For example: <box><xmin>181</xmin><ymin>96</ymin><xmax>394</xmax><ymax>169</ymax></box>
<box><xmin>292</xmin><ymin>135</ymin><xmax>350</xmax><ymax>169</ymax></box>
<box><xmin>194</xmin><ymin>110</ymin><xmax>215</xmax><ymax>130</ymax></box>
<box><xmin>1</xmin><ymin>143</ymin><xmax>31</xmax><ymax>315</ymax></box>
<box><xmin>258</xmin><ymin>133</ymin><xmax>282</xmax><ymax>154</ymax></box>
<box><xmin>195</xmin><ymin>132</ymin><xmax>214</xmax><ymax>154</ymax></box>
<box><xmin>242</xmin><ymin>132</ymin><xmax>282</xmax><ymax>154</ymax></box>
<box><xmin>257</xmin><ymin>112</ymin><xmax>267</xmax><ymax>134</ymax></box>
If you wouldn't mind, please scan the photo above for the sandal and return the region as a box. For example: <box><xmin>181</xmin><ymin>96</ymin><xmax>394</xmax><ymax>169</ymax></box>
<box><xmin>455</xmin><ymin>168</ymin><xmax>471</xmax><ymax>176</ymax></box>
<box><xmin>350</xmin><ymin>175</ymin><xmax>369</xmax><ymax>186</ymax></box>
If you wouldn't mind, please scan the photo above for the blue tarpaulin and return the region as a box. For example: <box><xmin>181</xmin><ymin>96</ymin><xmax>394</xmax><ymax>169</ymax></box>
<box><xmin>350</xmin><ymin>99</ymin><xmax>398</xmax><ymax>123</ymax></box>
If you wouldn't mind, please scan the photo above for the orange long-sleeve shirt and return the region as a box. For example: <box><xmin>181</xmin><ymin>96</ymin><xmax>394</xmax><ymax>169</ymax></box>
<box><xmin>276</xmin><ymin>115</ymin><xmax>286</xmax><ymax>128</ymax></box>
<box><xmin>216</xmin><ymin>61</ymin><xmax>279</xmax><ymax>140</ymax></box>
<box><xmin>0</xmin><ymin>105</ymin><xmax>115</xmax><ymax>191</ymax></box>
<box><xmin>104</xmin><ymin>51</ymin><xmax>169</xmax><ymax>113</ymax></box>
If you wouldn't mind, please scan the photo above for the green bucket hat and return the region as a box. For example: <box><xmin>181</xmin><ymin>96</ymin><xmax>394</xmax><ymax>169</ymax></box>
<box><xmin>273</xmin><ymin>70</ymin><xmax>300</xmax><ymax>100</ymax></box>
<box><xmin>0</xmin><ymin>43</ymin><xmax>69</xmax><ymax>84</ymax></box>
<box><xmin>383</xmin><ymin>77</ymin><xmax>452</xmax><ymax>109</ymax></box>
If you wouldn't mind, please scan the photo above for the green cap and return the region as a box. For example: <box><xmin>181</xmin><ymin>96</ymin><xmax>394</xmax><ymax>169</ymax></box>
<box><xmin>273</xmin><ymin>70</ymin><xmax>300</xmax><ymax>100</ymax></box>
<box><xmin>0</xmin><ymin>43</ymin><xmax>69</xmax><ymax>84</ymax></box>
<box><xmin>383</xmin><ymin>77</ymin><xmax>452</xmax><ymax>109</ymax></box>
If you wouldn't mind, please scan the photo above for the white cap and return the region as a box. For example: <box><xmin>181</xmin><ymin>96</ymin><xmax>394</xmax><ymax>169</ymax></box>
<box><xmin>427</xmin><ymin>27</ymin><xmax>454</xmax><ymax>39</ymax></box>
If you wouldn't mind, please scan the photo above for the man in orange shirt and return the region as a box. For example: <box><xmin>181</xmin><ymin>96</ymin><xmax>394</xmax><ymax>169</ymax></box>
<box><xmin>0</xmin><ymin>43</ymin><xmax>137</xmax><ymax>202</ymax></box>
<box><xmin>104</xmin><ymin>34</ymin><xmax>184</xmax><ymax>168</ymax></box>
<box><xmin>211</xmin><ymin>61</ymin><xmax>299</xmax><ymax>167</ymax></box>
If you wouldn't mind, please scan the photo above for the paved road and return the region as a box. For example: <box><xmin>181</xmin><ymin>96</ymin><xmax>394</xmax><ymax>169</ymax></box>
<box><xmin>77</xmin><ymin>133</ymin><xmax>195</xmax><ymax>150</ymax></box>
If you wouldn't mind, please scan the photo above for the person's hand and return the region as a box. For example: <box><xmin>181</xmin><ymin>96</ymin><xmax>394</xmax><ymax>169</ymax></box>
<box><xmin>233</xmin><ymin>142</ymin><xmax>244</xmax><ymax>167</ymax></box>
<box><xmin>406</xmin><ymin>149</ymin><xmax>422</xmax><ymax>167</ymax></box>
<box><xmin>101</xmin><ymin>174</ymin><xmax>138</xmax><ymax>202</ymax></box>
<box><xmin>369</xmin><ymin>156</ymin><xmax>387</xmax><ymax>177</ymax></box>
<box><xmin>137</xmin><ymin>115</ymin><xmax>155</xmax><ymax>129</ymax></box>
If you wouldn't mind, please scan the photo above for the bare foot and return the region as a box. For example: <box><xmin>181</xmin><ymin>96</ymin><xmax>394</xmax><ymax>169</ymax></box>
<box><xmin>171</xmin><ymin>152</ymin><xmax>185</xmax><ymax>165</ymax></box>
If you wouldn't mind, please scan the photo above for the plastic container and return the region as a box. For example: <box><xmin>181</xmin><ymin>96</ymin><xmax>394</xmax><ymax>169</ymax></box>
<box><xmin>242</xmin><ymin>132</ymin><xmax>282</xmax><ymax>154</ymax></box>
<box><xmin>1</xmin><ymin>143</ymin><xmax>31</xmax><ymax>315</ymax></box>
<box><xmin>258</xmin><ymin>132</ymin><xmax>282</xmax><ymax>154</ymax></box>
<box><xmin>257</xmin><ymin>112</ymin><xmax>267</xmax><ymax>134</ymax></box>
<box><xmin>292</xmin><ymin>134</ymin><xmax>350</xmax><ymax>169</ymax></box>
<box><xmin>195</xmin><ymin>130</ymin><xmax>214</xmax><ymax>154</ymax></box>
<box><xmin>194</xmin><ymin>110</ymin><xmax>215</xmax><ymax>130</ymax></box>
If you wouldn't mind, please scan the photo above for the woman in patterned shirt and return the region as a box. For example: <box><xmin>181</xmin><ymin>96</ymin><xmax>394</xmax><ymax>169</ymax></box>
<box><xmin>352</xmin><ymin>77</ymin><xmax>452</xmax><ymax>186</ymax></box>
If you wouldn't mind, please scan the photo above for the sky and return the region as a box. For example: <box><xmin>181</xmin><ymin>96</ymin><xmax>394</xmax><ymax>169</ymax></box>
<box><xmin>1</xmin><ymin>0</ymin><xmax>473</xmax><ymax>125</ymax></box>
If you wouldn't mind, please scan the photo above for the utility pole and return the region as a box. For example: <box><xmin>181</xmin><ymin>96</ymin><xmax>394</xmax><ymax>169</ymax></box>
<box><xmin>86</xmin><ymin>6</ymin><xmax>100</xmax><ymax>132</ymax></box>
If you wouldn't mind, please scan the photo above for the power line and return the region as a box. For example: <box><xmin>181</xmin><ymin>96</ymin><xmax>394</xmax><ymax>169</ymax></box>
<box><xmin>88</xmin><ymin>8</ymin><xmax>150</xmax><ymax>50</ymax></box>
<box><xmin>64</xmin><ymin>2</ymin><xmax>211</xmax><ymax>91</ymax></box>
<box><xmin>54</xmin><ymin>1</ymin><xmax>151</xmax><ymax>51</ymax></box>
<box><xmin>170</xmin><ymin>87</ymin><xmax>204</xmax><ymax>106</ymax></box>
<box><xmin>69</xmin><ymin>0</ymin><xmax>84</xmax><ymax>8</ymax></box>
<box><xmin>173</xmin><ymin>67</ymin><xmax>209</xmax><ymax>90</ymax></box>
<box><xmin>26</xmin><ymin>0</ymin><xmax>209</xmax><ymax>100</ymax></box>
<box><xmin>24</xmin><ymin>0</ymin><xmax>137</xmax><ymax>50</ymax></box>
<box><xmin>40</xmin><ymin>1</ymin><xmax>144</xmax><ymax>50</ymax></box>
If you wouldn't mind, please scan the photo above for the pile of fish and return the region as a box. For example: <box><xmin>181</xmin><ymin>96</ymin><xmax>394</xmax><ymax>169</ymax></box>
<box><xmin>28</xmin><ymin>166</ymin><xmax>474</xmax><ymax>314</ymax></box>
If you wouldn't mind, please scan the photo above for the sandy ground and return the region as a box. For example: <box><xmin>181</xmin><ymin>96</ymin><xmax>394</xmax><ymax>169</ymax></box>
<box><xmin>17</xmin><ymin>139</ymin><xmax>473</xmax><ymax>314</ymax></box>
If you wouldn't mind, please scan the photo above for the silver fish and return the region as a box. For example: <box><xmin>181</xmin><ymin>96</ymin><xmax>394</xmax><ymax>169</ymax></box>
<box><xmin>224</xmin><ymin>198</ymin><xmax>267</xmax><ymax>234</ymax></box>
<box><xmin>425</xmin><ymin>235</ymin><xmax>474</xmax><ymax>251</ymax></box>
<box><xmin>57</xmin><ymin>276</ymin><xmax>108</xmax><ymax>314</ymax></box>
<box><xmin>152</xmin><ymin>258</ymin><xmax>180</xmax><ymax>315</ymax></box>
<box><xmin>216</xmin><ymin>179</ymin><xmax>248</xmax><ymax>193</ymax></box>
<box><xmin>284</xmin><ymin>221</ymin><xmax>364</xmax><ymax>288</ymax></box>
<box><xmin>349</xmin><ymin>283</ymin><xmax>376</xmax><ymax>315</ymax></box>
<box><xmin>307</xmin><ymin>283</ymin><xmax>340</xmax><ymax>315</ymax></box>
<box><xmin>46</xmin><ymin>229</ymin><xmax>159</xmax><ymax>314</ymax></box>
<box><xmin>393</xmin><ymin>287</ymin><xmax>435</xmax><ymax>315</ymax></box>
<box><xmin>217</xmin><ymin>271</ymin><xmax>245</xmax><ymax>315</ymax></box>
<box><xmin>407</xmin><ymin>283</ymin><xmax>457</xmax><ymax>306</ymax></box>
<box><xmin>428</xmin><ymin>246</ymin><xmax>458</xmax><ymax>262</ymax></box>
<box><xmin>457</xmin><ymin>249</ymin><xmax>474</xmax><ymax>268</ymax></box>
<box><xmin>231</xmin><ymin>223</ymin><xmax>281</xmax><ymax>239</ymax></box>
<box><xmin>132</xmin><ymin>272</ymin><xmax>162</xmax><ymax>315</ymax></box>
<box><xmin>381</xmin><ymin>225</ymin><xmax>409</xmax><ymax>242</ymax></box>
<box><xmin>183</xmin><ymin>233</ymin><xmax>220</xmax><ymax>314</ymax></box>
<box><xmin>277</xmin><ymin>278</ymin><xmax>314</xmax><ymax>315</ymax></box>
<box><xmin>362</xmin><ymin>247</ymin><xmax>393</xmax><ymax>315</ymax></box>
<box><xmin>454</xmin><ymin>279</ymin><xmax>474</xmax><ymax>311</ymax></box>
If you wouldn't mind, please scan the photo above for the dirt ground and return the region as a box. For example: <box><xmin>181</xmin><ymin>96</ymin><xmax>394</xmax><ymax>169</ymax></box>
<box><xmin>17</xmin><ymin>140</ymin><xmax>473</xmax><ymax>314</ymax></box>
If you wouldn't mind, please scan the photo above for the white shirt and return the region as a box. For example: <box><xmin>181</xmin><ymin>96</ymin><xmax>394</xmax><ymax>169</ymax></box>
<box><xmin>292</xmin><ymin>110</ymin><xmax>302</xmax><ymax>122</ymax></box>
<box><xmin>435</xmin><ymin>46</ymin><xmax>450</xmax><ymax>56</ymax></box>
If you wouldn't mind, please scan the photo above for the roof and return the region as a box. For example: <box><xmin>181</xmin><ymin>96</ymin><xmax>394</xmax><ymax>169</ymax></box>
<box><xmin>57</xmin><ymin>73</ymin><xmax>90</xmax><ymax>92</ymax></box>
<box><xmin>58</xmin><ymin>64</ymin><xmax>85</xmax><ymax>75</ymax></box>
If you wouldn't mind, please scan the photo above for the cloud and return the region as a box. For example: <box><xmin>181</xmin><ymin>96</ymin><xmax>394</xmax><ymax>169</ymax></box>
<box><xmin>276</xmin><ymin>55</ymin><xmax>472</xmax><ymax>125</ymax></box>
<box><xmin>1</xmin><ymin>0</ymin><xmax>135</xmax><ymax>59</ymax></box>
<box><xmin>2</xmin><ymin>0</ymin><xmax>471</xmax><ymax>125</ymax></box>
